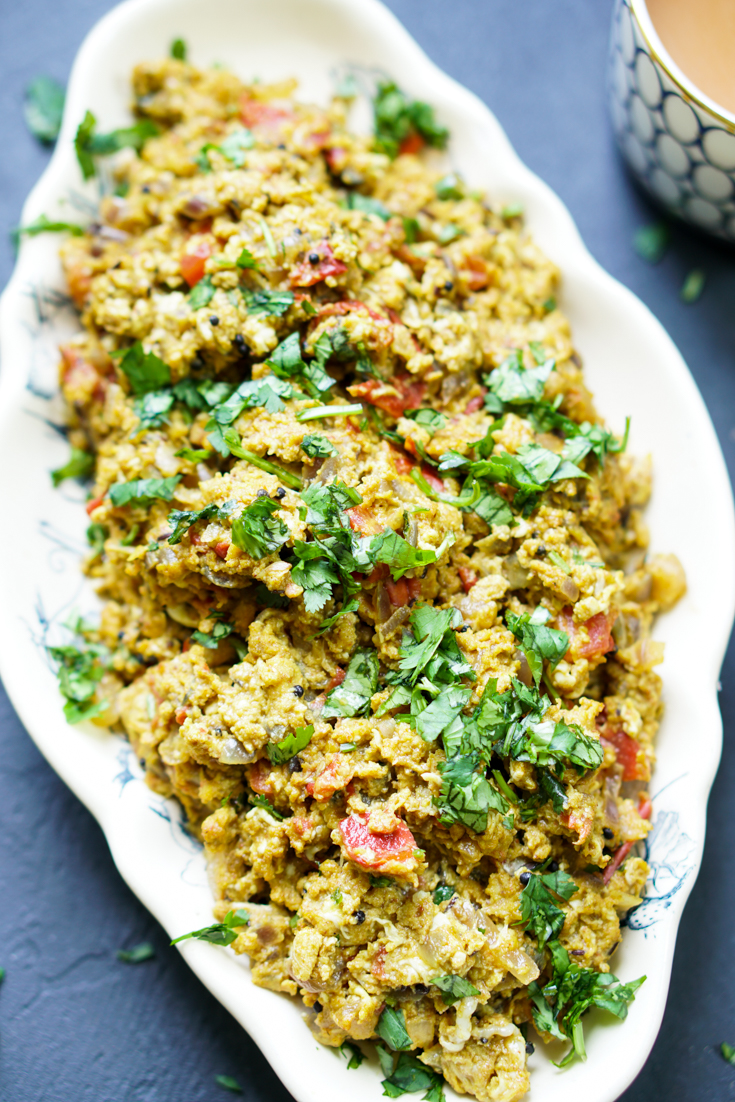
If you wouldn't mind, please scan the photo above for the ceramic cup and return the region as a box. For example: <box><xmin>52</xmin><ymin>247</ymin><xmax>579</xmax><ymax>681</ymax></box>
<box><xmin>608</xmin><ymin>0</ymin><xmax>735</xmax><ymax>242</ymax></box>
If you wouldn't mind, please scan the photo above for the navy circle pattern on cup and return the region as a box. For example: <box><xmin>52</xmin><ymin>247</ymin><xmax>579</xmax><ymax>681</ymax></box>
<box><xmin>608</xmin><ymin>0</ymin><xmax>735</xmax><ymax>242</ymax></box>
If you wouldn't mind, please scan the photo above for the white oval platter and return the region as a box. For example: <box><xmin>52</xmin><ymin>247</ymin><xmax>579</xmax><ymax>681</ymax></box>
<box><xmin>0</xmin><ymin>1</ymin><xmax>733</xmax><ymax>1100</ymax></box>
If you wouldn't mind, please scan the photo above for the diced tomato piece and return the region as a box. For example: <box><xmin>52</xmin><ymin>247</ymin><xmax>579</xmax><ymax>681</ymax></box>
<box><xmin>338</xmin><ymin>812</ymin><xmax>418</xmax><ymax>873</ymax></box>
<box><xmin>386</xmin><ymin>577</ymin><xmax>422</xmax><ymax>607</ymax></box>
<box><xmin>346</xmin><ymin>505</ymin><xmax>381</xmax><ymax>535</ymax></box>
<box><xmin>458</xmin><ymin>566</ymin><xmax>478</xmax><ymax>593</ymax></box>
<box><xmin>317</xmin><ymin>299</ymin><xmax>386</xmax><ymax>322</ymax></box>
<box><xmin>214</xmin><ymin>540</ymin><xmax>230</xmax><ymax>560</ymax></box>
<box><xmin>464</xmin><ymin>392</ymin><xmax>486</xmax><ymax>414</ymax></box>
<box><xmin>421</xmin><ymin>465</ymin><xmax>445</xmax><ymax>493</ymax></box>
<box><xmin>85</xmin><ymin>494</ymin><xmax>104</xmax><ymax>516</ymax></box>
<box><xmin>328</xmin><ymin>668</ymin><xmax>346</xmax><ymax>690</ymax></box>
<box><xmin>290</xmin><ymin>241</ymin><xmax>347</xmax><ymax>288</ymax></box>
<box><xmin>239</xmin><ymin>96</ymin><xmax>293</xmax><ymax>132</ymax></box>
<box><xmin>349</xmin><ymin>375</ymin><xmax>426</xmax><ymax>419</ymax></box>
<box><xmin>175</xmin><ymin>707</ymin><xmax>189</xmax><ymax>725</ymax></box>
<box><xmin>182</xmin><ymin>638</ymin><xmax>192</xmax><ymax>653</ymax></box>
<box><xmin>602</xmin><ymin>728</ymin><xmax>648</xmax><ymax>781</ymax></box>
<box><xmin>603</xmin><ymin>840</ymin><xmax>633</xmax><ymax>885</ymax></box>
<box><xmin>249</xmin><ymin>759</ymin><xmax>274</xmax><ymax>797</ymax></box>
<box><xmin>309</xmin><ymin>754</ymin><xmax>356</xmax><ymax>801</ymax></box>
<box><xmin>392</xmin><ymin>449</ymin><xmax>415</xmax><ymax>476</ymax></box>
<box><xmin>638</xmin><ymin>795</ymin><xmax>652</xmax><ymax>820</ymax></box>
<box><xmin>558</xmin><ymin>607</ymin><xmax>616</xmax><ymax>660</ymax></box>
<box><xmin>463</xmin><ymin>255</ymin><xmax>490</xmax><ymax>291</ymax></box>
<box><xmin>398</xmin><ymin>133</ymin><xmax>425</xmax><ymax>156</ymax></box>
<box><xmin>561</xmin><ymin>803</ymin><xmax>595</xmax><ymax>844</ymax></box>
<box><xmin>324</xmin><ymin>146</ymin><xmax>348</xmax><ymax>173</ymax></box>
<box><xmin>181</xmin><ymin>241</ymin><xmax>212</xmax><ymax>288</ymax></box>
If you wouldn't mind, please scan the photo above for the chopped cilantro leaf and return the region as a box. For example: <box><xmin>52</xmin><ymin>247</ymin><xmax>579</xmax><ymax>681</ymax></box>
<box><xmin>231</xmin><ymin>496</ymin><xmax>289</xmax><ymax>558</ymax></box>
<box><xmin>344</xmin><ymin>192</ymin><xmax>392</xmax><ymax>220</ymax></box>
<box><xmin>381</xmin><ymin>1052</ymin><xmax>446</xmax><ymax>1102</ymax></box>
<box><xmin>721</xmin><ymin>1043</ymin><xmax>735</xmax><ymax>1067</ymax></box>
<box><xmin>253</xmin><ymin>583</ymin><xmax>289</xmax><ymax>609</ymax></box>
<box><xmin>236</xmin><ymin>247</ymin><xmax>260</xmax><ymax>270</ymax></box>
<box><xmin>520</xmin><ymin>867</ymin><xmax>578</xmax><ymax>948</ymax></box>
<box><xmin>25</xmin><ymin>76</ymin><xmax>65</xmax><ymax>143</ymax></box>
<box><xmin>175</xmin><ymin>447</ymin><xmax>213</xmax><ymax>462</ymax></box>
<box><xmin>74</xmin><ymin>111</ymin><xmax>159</xmax><ymax>178</ymax></box>
<box><xmin>189</xmin><ymin>275</ymin><xmax>216</xmax><ymax>309</ymax></box>
<box><xmin>434</xmin><ymin>174</ymin><xmax>463</xmax><ymax>201</ymax></box>
<box><xmin>170</xmin><ymin>38</ymin><xmax>187</xmax><ymax>60</ymax></box>
<box><xmin>117</xmin><ymin>342</ymin><xmax>171</xmax><ymax>395</ymax></box>
<box><xmin>116</xmin><ymin>942</ymin><xmax>155</xmax><ymax>963</ymax></box>
<box><xmin>506</xmin><ymin>606</ymin><xmax>569</xmax><ymax>687</ymax></box>
<box><xmin>51</xmin><ymin>446</ymin><xmax>94</xmax><ymax>486</ymax></box>
<box><xmin>171</xmin><ymin>909</ymin><xmax>249</xmax><ymax>946</ymax></box>
<box><xmin>109</xmin><ymin>476</ymin><xmax>181</xmax><ymax>507</ymax></box>
<box><xmin>681</xmin><ymin>268</ymin><xmax>705</xmax><ymax>303</ymax></box>
<box><xmin>429</xmin><ymin>974</ymin><xmax>479</xmax><ymax>1005</ymax></box>
<box><xmin>16</xmin><ymin>214</ymin><xmax>85</xmax><ymax>238</ymax></box>
<box><xmin>242</xmin><ymin>288</ymin><xmax>294</xmax><ymax>317</ymax></box>
<box><xmin>437</xmin><ymin>754</ymin><xmax>509</xmax><ymax>833</ymax></box>
<box><xmin>485</xmin><ymin>349</ymin><xmax>555</xmax><ymax>407</ymax></box>
<box><xmin>47</xmin><ymin>623</ymin><xmax>109</xmax><ymax>726</ymax></box>
<box><xmin>316</xmin><ymin>596</ymin><xmax>360</xmax><ymax>636</ymax></box>
<box><xmin>339</xmin><ymin>1041</ymin><xmax>364</xmax><ymax>1069</ymax></box>
<box><xmin>370</xmin><ymin>528</ymin><xmax>453</xmax><ymax>580</ymax></box>
<box><xmin>214</xmin><ymin>1075</ymin><xmax>243</xmax><ymax>1094</ymax></box>
<box><xmin>248</xmin><ymin>794</ymin><xmax>284</xmax><ymax>820</ymax></box>
<box><xmin>87</xmin><ymin>523</ymin><xmax>107</xmax><ymax>557</ymax></box>
<box><xmin>377</xmin><ymin>1006</ymin><xmax>412</xmax><ymax>1051</ymax></box>
<box><xmin>218</xmin><ymin>127</ymin><xmax>254</xmax><ymax>166</ymax></box>
<box><xmin>433</xmin><ymin>884</ymin><xmax>455</xmax><ymax>905</ymax></box>
<box><xmin>322</xmin><ymin>649</ymin><xmax>379</xmax><ymax>719</ymax></box>
<box><xmin>267</xmin><ymin>725</ymin><xmax>314</xmax><ymax>765</ymax></box>
<box><xmin>167</xmin><ymin>501</ymin><xmax>235</xmax><ymax>544</ymax></box>
<box><xmin>405</xmin><ymin>408</ymin><xmax>447</xmax><ymax>436</ymax></box>
<box><xmin>301</xmin><ymin>433</ymin><xmax>338</xmax><ymax>458</ymax></box>
<box><xmin>191</xmin><ymin>621</ymin><xmax>234</xmax><ymax>648</ymax></box>
<box><xmin>633</xmin><ymin>221</ymin><xmax>669</xmax><ymax>263</ymax></box>
<box><xmin>373</xmin><ymin>81</ymin><xmax>448</xmax><ymax>159</ymax></box>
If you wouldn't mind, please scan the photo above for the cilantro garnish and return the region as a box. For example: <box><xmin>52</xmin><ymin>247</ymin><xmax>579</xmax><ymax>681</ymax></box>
<box><xmin>47</xmin><ymin>621</ymin><xmax>109</xmax><ymax>725</ymax></box>
<box><xmin>266</xmin><ymin>725</ymin><xmax>314</xmax><ymax>765</ymax></box>
<box><xmin>230</xmin><ymin>496</ymin><xmax>289</xmax><ymax>558</ymax></box>
<box><xmin>242</xmin><ymin>288</ymin><xmax>294</xmax><ymax>317</ymax></box>
<box><xmin>51</xmin><ymin>446</ymin><xmax>94</xmax><ymax>487</ymax></box>
<box><xmin>484</xmin><ymin>349</ymin><xmax>555</xmax><ymax>410</ymax></box>
<box><xmin>109</xmin><ymin>475</ymin><xmax>181</xmax><ymax>507</ymax></box>
<box><xmin>170</xmin><ymin>38</ymin><xmax>187</xmax><ymax>60</ymax></box>
<box><xmin>266</xmin><ymin>331</ymin><xmax>334</xmax><ymax>399</ymax></box>
<box><xmin>519</xmin><ymin>867</ymin><xmax>578</xmax><ymax>948</ymax></box>
<box><xmin>191</xmin><ymin>621</ymin><xmax>235</xmax><ymax>649</ymax></box>
<box><xmin>429</xmin><ymin>974</ymin><xmax>479</xmax><ymax>1005</ymax></box>
<box><xmin>721</xmin><ymin>1043</ymin><xmax>735</xmax><ymax>1067</ymax></box>
<box><xmin>117</xmin><ymin>342</ymin><xmax>171</xmax><ymax>395</ymax></box>
<box><xmin>116</xmin><ymin>942</ymin><xmax>155</xmax><ymax>963</ymax></box>
<box><xmin>681</xmin><ymin>268</ymin><xmax>705</xmax><ymax>304</ymax></box>
<box><xmin>15</xmin><ymin>214</ymin><xmax>85</xmax><ymax>239</ymax></box>
<box><xmin>236</xmin><ymin>247</ymin><xmax>260</xmax><ymax>270</ymax></box>
<box><xmin>301</xmin><ymin>433</ymin><xmax>338</xmax><ymax>459</ymax></box>
<box><xmin>377</xmin><ymin>1006</ymin><xmax>412</xmax><ymax>1051</ymax></box>
<box><xmin>373</xmin><ymin>81</ymin><xmax>448</xmax><ymax>159</ymax></box>
<box><xmin>171</xmin><ymin>909</ymin><xmax>249</xmax><ymax>946</ymax></box>
<box><xmin>74</xmin><ymin>110</ymin><xmax>159</xmax><ymax>179</ymax></box>
<box><xmin>248</xmin><ymin>794</ymin><xmax>285</xmax><ymax>820</ymax></box>
<box><xmin>343</xmin><ymin>192</ymin><xmax>392</xmax><ymax>220</ymax></box>
<box><xmin>434</xmin><ymin>174</ymin><xmax>463</xmax><ymax>201</ymax></box>
<box><xmin>506</xmin><ymin>606</ymin><xmax>568</xmax><ymax>687</ymax></box>
<box><xmin>433</xmin><ymin>884</ymin><xmax>454</xmax><ymax>905</ymax></box>
<box><xmin>339</xmin><ymin>1041</ymin><xmax>364</xmax><ymax>1069</ymax></box>
<box><xmin>633</xmin><ymin>221</ymin><xmax>669</xmax><ymax>264</ymax></box>
<box><xmin>322</xmin><ymin>649</ymin><xmax>378</xmax><ymax>719</ymax></box>
<box><xmin>405</xmin><ymin>408</ymin><xmax>447</xmax><ymax>436</ymax></box>
<box><xmin>380</xmin><ymin>1051</ymin><xmax>446</xmax><ymax>1102</ymax></box>
<box><xmin>189</xmin><ymin>275</ymin><xmax>216</xmax><ymax>309</ymax></box>
<box><xmin>437</xmin><ymin>754</ymin><xmax>509</xmax><ymax>833</ymax></box>
<box><xmin>529</xmin><ymin>940</ymin><xmax>645</xmax><ymax>1066</ymax></box>
<box><xmin>222</xmin><ymin>430</ymin><xmax>303</xmax><ymax>490</ymax></box>
<box><xmin>24</xmin><ymin>76</ymin><xmax>65</xmax><ymax>143</ymax></box>
<box><xmin>167</xmin><ymin>501</ymin><xmax>236</xmax><ymax>544</ymax></box>
<box><xmin>87</xmin><ymin>523</ymin><xmax>107</xmax><ymax>557</ymax></box>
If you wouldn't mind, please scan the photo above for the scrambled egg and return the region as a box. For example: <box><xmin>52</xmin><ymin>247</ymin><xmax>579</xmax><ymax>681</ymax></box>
<box><xmin>54</xmin><ymin>57</ymin><xmax>686</xmax><ymax>1102</ymax></box>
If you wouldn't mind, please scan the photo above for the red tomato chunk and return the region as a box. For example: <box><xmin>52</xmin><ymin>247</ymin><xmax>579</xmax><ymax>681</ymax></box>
<box><xmin>338</xmin><ymin>812</ymin><xmax>417</xmax><ymax>871</ymax></box>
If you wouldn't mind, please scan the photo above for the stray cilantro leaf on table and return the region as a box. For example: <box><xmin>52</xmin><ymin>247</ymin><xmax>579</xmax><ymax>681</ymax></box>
<box><xmin>171</xmin><ymin>909</ymin><xmax>249</xmax><ymax>946</ymax></box>
<box><xmin>214</xmin><ymin>1074</ymin><xmax>243</xmax><ymax>1093</ymax></box>
<box><xmin>24</xmin><ymin>76</ymin><xmax>65</xmax><ymax>143</ymax></box>
<box><xmin>633</xmin><ymin>221</ymin><xmax>669</xmax><ymax>263</ymax></box>
<box><xmin>116</xmin><ymin>942</ymin><xmax>155</xmax><ymax>963</ymax></box>
<box><xmin>681</xmin><ymin>268</ymin><xmax>705</xmax><ymax>304</ymax></box>
<box><xmin>721</xmin><ymin>1043</ymin><xmax>735</xmax><ymax>1066</ymax></box>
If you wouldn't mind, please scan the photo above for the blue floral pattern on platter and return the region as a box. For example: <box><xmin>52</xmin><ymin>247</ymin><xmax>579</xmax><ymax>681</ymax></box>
<box><xmin>625</xmin><ymin>807</ymin><xmax>696</xmax><ymax>932</ymax></box>
<box><xmin>608</xmin><ymin>0</ymin><xmax>735</xmax><ymax>241</ymax></box>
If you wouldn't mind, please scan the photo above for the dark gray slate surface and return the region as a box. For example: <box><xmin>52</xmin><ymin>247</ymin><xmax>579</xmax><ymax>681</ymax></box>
<box><xmin>1</xmin><ymin>1</ymin><xmax>734</xmax><ymax>1099</ymax></box>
